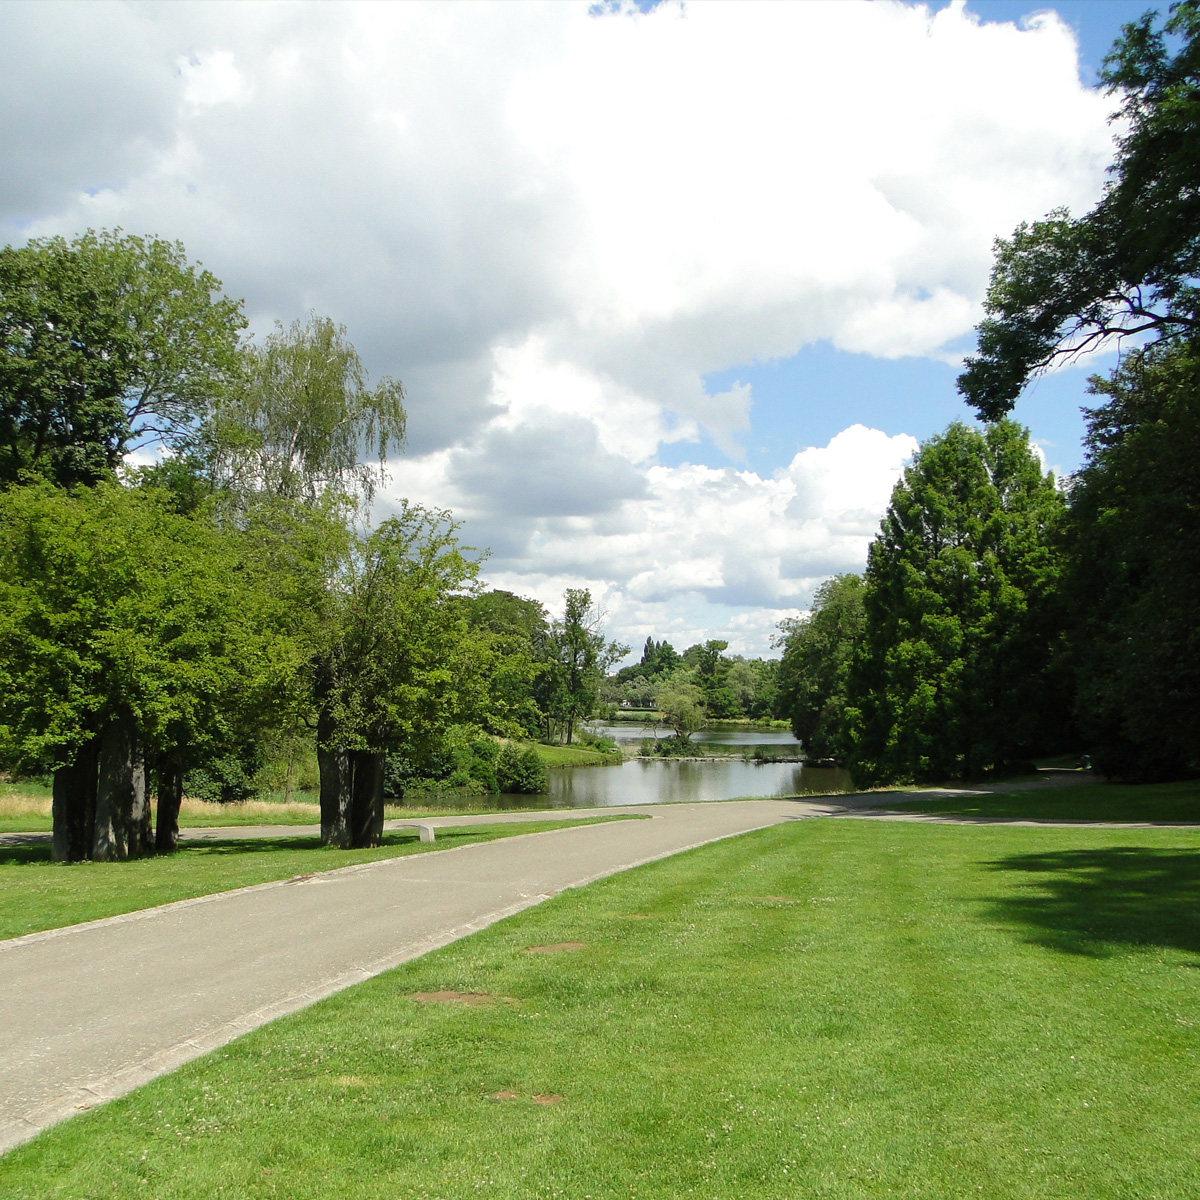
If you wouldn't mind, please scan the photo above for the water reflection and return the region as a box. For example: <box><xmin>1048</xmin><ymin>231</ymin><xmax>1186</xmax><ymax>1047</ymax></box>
<box><xmin>545</xmin><ymin>758</ymin><xmax>853</xmax><ymax>807</ymax></box>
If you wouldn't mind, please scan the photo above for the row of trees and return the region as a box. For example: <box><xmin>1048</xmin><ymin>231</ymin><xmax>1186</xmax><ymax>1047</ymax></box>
<box><xmin>778</xmin><ymin>3</ymin><xmax>1200</xmax><ymax>784</ymax></box>
<box><xmin>0</xmin><ymin>230</ymin><xmax>624</xmax><ymax>860</ymax></box>
<box><xmin>606</xmin><ymin>637</ymin><xmax>779</xmax><ymax>722</ymax></box>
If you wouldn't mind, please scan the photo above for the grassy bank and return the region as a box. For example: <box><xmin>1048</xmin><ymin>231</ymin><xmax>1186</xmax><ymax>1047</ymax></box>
<box><xmin>0</xmin><ymin>817</ymin><xmax>638</xmax><ymax>942</ymax></box>
<box><xmin>885</xmin><ymin>777</ymin><xmax>1200</xmax><ymax>823</ymax></box>
<box><xmin>531</xmin><ymin>741</ymin><xmax>621</xmax><ymax>768</ymax></box>
<box><xmin>4</xmin><ymin>817</ymin><xmax>1199</xmax><ymax>1196</ymax></box>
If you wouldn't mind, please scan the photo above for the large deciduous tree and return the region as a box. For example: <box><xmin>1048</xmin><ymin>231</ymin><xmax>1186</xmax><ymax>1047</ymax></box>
<box><xmin>0</xmin><ymin>230</ymin><xmax>244</xmax><ymax>487</ymax></box>
<box><xmin>295</xmin><ymin>503</ymin><xmax>484</xmax><ymax>848</ymax></box>
<box><xmin>1064</xmin><ymin>341</ymin><xmax>1200</xmax><ymax>778</ymax></box>
<box><xmin>845</xmin><ymin>421</ymin><xmax>1069</xmax><ymax>785</ymax></box>
<box><xmin>959</xmin><ymin>1</ymin><xmax>1200</xmax><ymax>419</ymax></box>
<box><xmin>0</xmin><ymin>482</ymin><xmax>291</xmax><ymax>860</ymax></box>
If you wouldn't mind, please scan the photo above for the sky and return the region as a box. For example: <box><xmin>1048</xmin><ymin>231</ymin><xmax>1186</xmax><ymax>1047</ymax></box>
<box><xmin>0</xmin><ymin>0</ymin><xmax>1158</xmax><ymax>661</ymax></box>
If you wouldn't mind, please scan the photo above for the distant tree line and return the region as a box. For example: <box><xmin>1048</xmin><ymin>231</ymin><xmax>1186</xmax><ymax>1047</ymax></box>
<box><xmin>777</xmin><ymin>3</ymin><xmax>1200</xmax><ymax>785</ymax></box>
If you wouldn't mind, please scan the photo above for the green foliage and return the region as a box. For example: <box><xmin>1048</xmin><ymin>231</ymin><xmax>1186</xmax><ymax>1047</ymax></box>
<box><xmin>846</xmin><ymin>421</ymin><xmax>1069</xmax><ymax>785</ymax></box>
<box><xmin>775</xmin><ymin>574</ymin><xmax>865</xmax><ymax>758</ymax></box>
<box><xmin>495</xmin><ymin>743</ymin><xmax>550</xmax><ymax>794</ymax></box>
<box><xmin>959</xmin><ymin>2</ymin><xmax>1200</xmax><ymax>419</ymax></box>
<box><xmin>655</xmin><ymin>681</ymin><xmax>705</xmax><ymax>740</ymax></box>
<box><xmin>0</xmin><ymin>230</ymin><xmax>244</xmax><ymax>487</ymax></box>
<box><xmin>206</xmin><ymin>312</ymin><xmax>406</xmax><ymax>505</ymax></box>
<box><xmin>1064</xmin><ymin>341</ymin><xmax>1200</xmax><ymax>778</ymax></box>
<box><xmin>0</xmin><ymin>481</ymin><xmax>292</xmax><ymax>774</ymax></box>
<box><xmin>539</xmin><ymin>588</ymin><xmax>629</xmax><ymax>743</ymax></box>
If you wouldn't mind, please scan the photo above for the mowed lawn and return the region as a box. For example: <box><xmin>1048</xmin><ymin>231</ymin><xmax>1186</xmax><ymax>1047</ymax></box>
<box><xmin>3</xmin><ymin>817</ymin><xmax>1199</xmax><ymax>1198</ymax></box>
<box><xmin>0</xmin><ymin>818</ymin><xmax>638</xmax><ymax>942</ymax></box>
<box><xmin>884</xmin><ymin>778</ymin><xmax>1200</xmax><ymax>824</ymax></box>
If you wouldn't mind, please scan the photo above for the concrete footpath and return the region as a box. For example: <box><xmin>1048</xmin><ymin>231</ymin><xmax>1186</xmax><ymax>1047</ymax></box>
<box><xmin>0</xmin><ymin>798</ymin><xmax>838</xmax><ymax>1154</ymax></box>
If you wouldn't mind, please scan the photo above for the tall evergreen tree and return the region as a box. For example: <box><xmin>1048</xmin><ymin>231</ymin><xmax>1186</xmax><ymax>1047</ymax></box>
<box><xmin>846</xmin><ymin>421</ymin><xmax>1068</xmax><ymax>785</ymax></box>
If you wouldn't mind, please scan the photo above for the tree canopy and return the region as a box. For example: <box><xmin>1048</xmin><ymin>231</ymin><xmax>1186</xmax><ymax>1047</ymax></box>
<box><xmin>959</xmin><ymin>1</ymin><xmax>1200</xmax><ymax>419</ymax></box>
<box><xmin>0</xmin><ymin>230</ymin><xmax>244</xmax><ymax>487</ymax></box>
<box><xmin>845</xmin><ymin>421</ymin><xmax>1068</xmax><ymax>785</ymax></box>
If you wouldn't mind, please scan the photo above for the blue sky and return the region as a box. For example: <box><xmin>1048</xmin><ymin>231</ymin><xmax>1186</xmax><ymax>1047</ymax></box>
<box><xmin>0</xmin><ymin>0</ymin><xmax>1154</xmax><ymax>655</ymax></box>
<box><xmin>661</xmin><ymin>0</ymin><xmax>1156</xmax><ymax>483</ymax></box>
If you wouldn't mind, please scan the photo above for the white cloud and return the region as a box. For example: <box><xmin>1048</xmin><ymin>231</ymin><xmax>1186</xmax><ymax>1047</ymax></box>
<box><xmin>1</xmin><ymin>0</ymin><xmax>1114</xmax><ymax>652</ymax></box>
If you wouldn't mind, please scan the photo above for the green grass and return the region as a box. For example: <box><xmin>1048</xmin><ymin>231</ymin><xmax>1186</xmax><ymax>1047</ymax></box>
<box><xmin>0</xmin><ymin>817</ymin><xmax>639</xmax><ymax>942</ymax></box>
<box><xmin>885</xmin><ymin>777</ymin><xmax>1200</xmax><ymax>823</ymax></box>
<box><xmin>532</xmin><ymin>741</ymin><xmax>622</xmax><ymax>767</ymax></box>
<box><xmin>4</xmin><ymin>817</ymin><xmax>1200</xmax><ymax>1197</ymax></box>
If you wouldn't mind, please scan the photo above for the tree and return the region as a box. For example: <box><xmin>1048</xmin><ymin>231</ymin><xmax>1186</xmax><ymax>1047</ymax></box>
<box><xmin>959</xmin><ymin>2</ymin><xmax>1200</xmax><ymax>419</ymax></box>
<box><xmin>845</xmin><ymin>421</ymin><xmax>1069</xmax><ymax>785</ymax></box>
<box><xmin>1064</xmin><ymin>340</ymin><xmax>1200</xmax><ymax>777</ymax></box>
<box><xmin>542</xmin><ymin>589</ymin><xmax>628</xmax><ymax>744</ymax></box>
<box><xmin>0</xmin><ymin>230</ymin><xmax>244</xmax><ymax>487</ymax></box>
<box><xmin>775</xmin><ymin>574</ymin><xmax>865</xmax><ymax>758</ymax></box>
<box><xmin>294</xmin><ymin>503</ymin><xmax>484</xmax><ymax>847</ymax></box>
<box><xmin>205</xmin><ymin>312</ymin><xmax>405</xmax><ymax>505</ymax></box>
<box><xmin>655</xmin><ymin>682</ymin><xmax>706</xmax><ymax>741</ymax></box>
<box><xmin>0</xmin><ymin>481</ymin><xmax>291</xmax><ymax>859</ymax></box>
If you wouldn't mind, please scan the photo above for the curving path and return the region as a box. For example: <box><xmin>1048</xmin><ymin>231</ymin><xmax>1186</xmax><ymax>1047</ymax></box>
<box><xmin>0</xmin><ymin>797</ymin><xmax>840</xmax><ymax>1154</ymax></box>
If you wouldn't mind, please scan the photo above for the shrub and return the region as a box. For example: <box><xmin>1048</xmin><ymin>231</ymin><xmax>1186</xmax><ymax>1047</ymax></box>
<box><xmin>496</xmin><ymin>744</ymin><xmax>549</xmax><ymax>794</ymax></box>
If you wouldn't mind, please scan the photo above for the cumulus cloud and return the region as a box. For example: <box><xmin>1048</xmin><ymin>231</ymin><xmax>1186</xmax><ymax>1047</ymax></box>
<box><xmin>0</xmin><ymin>0</ymin><xmax>1115</xmax><ymax>654</ymax></box>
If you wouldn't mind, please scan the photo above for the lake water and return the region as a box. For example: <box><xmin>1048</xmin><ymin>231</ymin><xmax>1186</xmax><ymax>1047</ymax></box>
<box><xmin>544</xmin><ymin>758</ymin><xmax>854</xmax><ymax>808</ymax></box>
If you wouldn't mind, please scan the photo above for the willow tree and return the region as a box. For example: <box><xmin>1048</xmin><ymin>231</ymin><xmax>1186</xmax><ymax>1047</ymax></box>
<box><xmin>206</xmin><ymin>313</ymin><xmax>406</xmax><ymax>504</ymax></box>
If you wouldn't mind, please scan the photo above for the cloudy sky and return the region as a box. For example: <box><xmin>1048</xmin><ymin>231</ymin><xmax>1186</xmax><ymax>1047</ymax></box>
<box><xmin>1</xmin><ymin>0</ymin><xmax>1151</xmax><ymax>659</ymax></box>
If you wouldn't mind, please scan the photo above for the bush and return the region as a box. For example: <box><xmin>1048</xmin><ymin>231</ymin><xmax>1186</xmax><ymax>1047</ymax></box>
<box><xmin>496</xmin><ymin>744</ymin><xmax>549</xmax><ymax>794</ymax></box>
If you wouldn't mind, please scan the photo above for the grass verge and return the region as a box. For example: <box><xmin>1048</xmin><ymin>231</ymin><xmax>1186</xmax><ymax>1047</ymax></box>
<box><xmin>0</xmin><ymin>817</ymin><xmax>639</xmax><ymax>942</ymax></box>
<box><xmin>3</xmin><ymin>817</ymin><xmax>1200</xmax><ymax>1197</ymax></box>
<box><xmin>884</xmin><ymin>777</ymin><xmax>1200</xmax><ymax>823</ymax></box>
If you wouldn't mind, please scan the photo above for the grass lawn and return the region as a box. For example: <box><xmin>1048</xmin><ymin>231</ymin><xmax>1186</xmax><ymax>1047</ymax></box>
<box><xmin>533</xmin><ymin>741</ymin><xmax>622</xmax><ymax>767</ymax></box>
<box><xmin>0</xmin><ymin>817</ymin><xmax>638</xmax><ymax>942</ymax></box>
<box><xmin>3</xmin><ymin>817</ymin><xmax>1199</xmax><ymax>1197</ymax></box>
<box><xmin>885</xmin><ymin>777</ymin><xmax>1200</xmax><ymax>824</ymax></box>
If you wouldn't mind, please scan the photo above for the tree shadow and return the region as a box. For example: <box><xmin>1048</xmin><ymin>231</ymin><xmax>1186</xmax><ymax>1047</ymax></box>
<box><xmin>0</xmin><ymin>830</ymin><xmax>426</xmax><ymax>866</ymax></box>
<box><xmin>981</xmin><ymin>846</ymin><xmax>1200</xmax><ymax>958</ymax></box>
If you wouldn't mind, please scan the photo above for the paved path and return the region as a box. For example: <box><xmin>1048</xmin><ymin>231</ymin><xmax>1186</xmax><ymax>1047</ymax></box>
<box><xmin>0</xmin><ymin>797</ymin><xmax>839</xmax><ymax>1154</ymax></box>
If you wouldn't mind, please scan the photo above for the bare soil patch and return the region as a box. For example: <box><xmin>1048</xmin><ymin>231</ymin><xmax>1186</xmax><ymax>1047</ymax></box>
<box><xmin>489</xmin><ymin>1090</ymin><xmax>520</xmax><ymax>1101</ymax></box>
<box><xmin>408</xmin><ymin>990</ymin><xmax>500</xmax><ymax>1006</ymax></box>
<box><xmin>531</xmin><ymin>1094</ymin><xmax>564</xmax><ymax>1105</ymax></box>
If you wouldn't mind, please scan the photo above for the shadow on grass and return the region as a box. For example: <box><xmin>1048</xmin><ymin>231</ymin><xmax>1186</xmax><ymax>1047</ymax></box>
<box><xmin>0</xmin><ymin>831</ymin><xmax>432</xmax><ymax>867</ymax></box>
<box><xmin>982</xmin><ymin>846</ymin><xmax>1200</xmax><ymax>958</ymax></box>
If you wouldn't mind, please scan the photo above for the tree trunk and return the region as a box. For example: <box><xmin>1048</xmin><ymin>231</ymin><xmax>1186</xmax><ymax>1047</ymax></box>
<box><xmin>155</xmin><ymin>755</ymin><xmax>184</xmax><ymax>854</ymax></box>
<box><xmin>318</xmin><ymin>732</ymin><xmax>353</xmax><ymax>848</ymax></box>
<box><xmin>52</xmin><ymin>738</ymin><xmax>98</xmax><ymax>863</ymax></box>
<box><xmin>350</xmin><ymin>750</ymin><xmax>385</xmax><ymax>848</ymax></box>
<box><xmin>92</xmin><ymin>715</ymin><xmax>151</xmax><ymax>861</ymax></box>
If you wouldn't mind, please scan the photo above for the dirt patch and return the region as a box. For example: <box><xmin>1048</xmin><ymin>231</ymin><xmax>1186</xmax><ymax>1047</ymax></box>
<box><xmin>524</xmin><ymin>942</ymin><xmax>587</xmax><ymax>953</ymax></box>
<box><xmin>531</xmin><ymin>1094</ymin><xmax>564</xmax><ymax>1105</ymax></box>
<box><xmin>409</xmin><ymin>990</ymin><xmax>500</xmax><ymax>1006</ymax></box>
<box><xmin>489</xmin><ymin>1090</ymin><xmax>520</xmax><ymax>1101</ymax></box>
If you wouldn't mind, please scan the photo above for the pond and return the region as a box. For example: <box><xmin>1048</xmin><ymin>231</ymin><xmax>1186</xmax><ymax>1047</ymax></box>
<box><xmin>543</xmin><ymin>758</ymin><xmax>854</xmax><ymax>808</ymax></box>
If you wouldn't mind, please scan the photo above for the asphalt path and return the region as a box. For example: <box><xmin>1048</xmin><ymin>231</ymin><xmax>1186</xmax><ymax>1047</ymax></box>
<box><xmin>0</xmin><ymin>797</ymin><xmax>843</xmax><ymax>1154</ymax></box>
